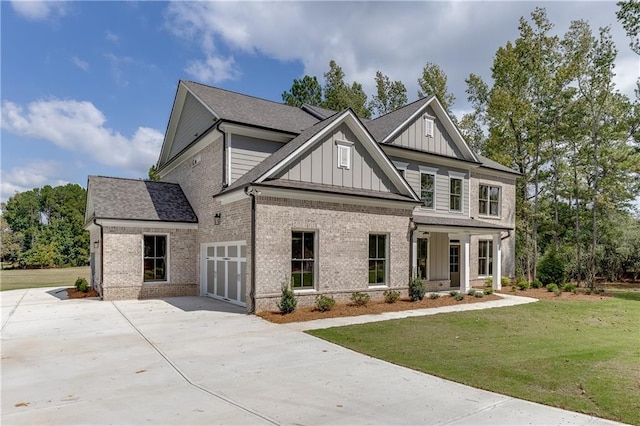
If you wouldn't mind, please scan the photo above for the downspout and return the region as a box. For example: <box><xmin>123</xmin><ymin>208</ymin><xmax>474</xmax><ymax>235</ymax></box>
<box><xmin>93</xmin><ymin>218</ymin><xmax>104</xmax><ymax>300</ymax></box>
<box><xmin>245</xmin><ymin>187</ymin><xmax>257</xmax><ymax>313</ymax></box>
<box><xmin>409</xmin><ymin>218</ymin><xmax>416</xmax><ymax>280</ymax></box>
<box><xmin>218</xmin><ymin>122</ymin><xmax>228</xmax><ymax>190</ymax></box>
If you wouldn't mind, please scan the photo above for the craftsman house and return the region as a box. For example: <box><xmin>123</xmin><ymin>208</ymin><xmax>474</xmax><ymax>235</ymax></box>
<box><xmin>85</xmin><ymin>80</ymin><xmax>518</xmax><ymax>312</ymax></box>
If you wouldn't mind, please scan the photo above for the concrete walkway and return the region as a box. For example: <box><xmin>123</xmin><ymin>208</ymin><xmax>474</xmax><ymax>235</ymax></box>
<box><xmin>1</xmin><ymin>288</ymin><xmax>620</xmax><ymax>425</ymax></box>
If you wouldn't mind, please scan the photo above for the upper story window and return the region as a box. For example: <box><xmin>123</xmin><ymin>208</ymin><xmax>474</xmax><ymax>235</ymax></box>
<box><xmin>336</xmin><ymin>140</ymin><xmax>353</xmax><ymax>170</ymax></box>
<box><xmin>449</xmin><ymin>177</ymin><xmax>463</xmax><ymax>212</ymax></box>
<box><xmin>479</xmin><ymin>184</ymin><xmax>500</xmax><ymax>216</ymax></box>
<box><xmin>144</xmin><ymin>235</ymin><xmax>167</xmax><ymax>282</ymax></box>
<box><xmin>424</xmin><ymin>115</ymin><xmax>435</xmax><ymax>137</ymax></box>
<box><xmin>420</xmin><ymin>173</ymin><xmax>435</xmax><ymax>208</ymax></box>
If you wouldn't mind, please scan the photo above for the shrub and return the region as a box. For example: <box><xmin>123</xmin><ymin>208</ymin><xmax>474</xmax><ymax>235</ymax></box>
<box><xmin>75</xmin><ymin>277</ymin><xmax>89</xmax><ymax>293</ymax></box>
<box><xmin>409</xmin><ymin>277</ymin><xmax>426</xmax><ymax>301</ymax></box>
<box><xmin>572</xmin><ymin>288</ymin><xmax>579</xmax><ymax>294</ymax></box>
<box><xmin>554</xmin><ymin>288</ymin><xmax>562</xmax><ymax>297</ymax></box>
<box><xmin>593</xmin><ymin>287</ymin><xmax>605</xmax><ymax>295</ymax></box>
<box><xmin>277</xmin><ymin>281</ymin><xmax>297</xmax><ymax>314</ymax></box>
<box><xmin>467</xmin><ymin>289</ymin><xmax>477</xmax><ymax>296</ymax></box>
<box><xmin>511</xmin><ymin>285</ymin><xmax>518</xmax><ymax>292</ymax></box>
<box><xmin>383</xmin><ymin>289</ymin><xmax>400</xmax><ymax>304</ymax></box>
<box><xmin>537</xmin><ymin>249</ymin><xmax>566</xmax><ymax>285</ymax></box>
<box><xmin>449</xmin><ymin>290</ymin><xmax>459</xmax><ymax>297</ymax></box>
<box><xmin>563</xmin><ymin>283</ymin><xmax>576</xmax><ymax>293</ymax></box>
<box><xmin>483</xmin><ymin>287</ymin><xmax>494</xmax><ymax>295</ymax></box>
<box><xmin>428</xmin><ymin>292</ymin><xmax>441</xmax><ymax>299</ymax></box>
<box><xmin>474</xmin><ymin>291</ymin><xmax>484</xmax><ymax>298</ymax></box>
<box><xmin>518</xmin><ymin>281</ymin><xmax>530</xmax><ymax>291</ymax></box>
<box><xmin>315</xmin><ymin>295</ymin><xmax>335</xmax><ymax>312</ymax></box>
<box><xmin>454</xmin><ymin>293</ymin><xmax>465</xmax><ymax>301</ymax></box>
<box><xmin>531</xmin><ymin>280</ymin><xmax>542</xmax><ymax>289</ymax></box>
<box><xmin>351</xmin><ymin>292</ymin><xmax>370</xmax><ymax>306</ymax></box>
<box><xmin>546</xmin><ymin>283</ymin><xmax>558</xmax><ymax>292</ymax></box>
<box><xmin>484</xmin><ymin>277</ymin><xmax>493</xmax><ymax>288</ymax></box>
<box><xmin>501</xmin><ymin>276</ymin><xmax>510</xmax><ymax>287</ymax></box>
<box><xmin>585</xmin><ymin>288</ymin><xmax>592</xmax><ymax>295</ymax></box>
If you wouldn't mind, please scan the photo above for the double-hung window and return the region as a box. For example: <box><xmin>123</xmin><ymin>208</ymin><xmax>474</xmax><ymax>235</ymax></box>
<box><xmin>368</xmin><ymin>234</ymin><xmax>387</xmax><ymax>285</ymax></box>
<box><xmin>291</xmin><ymin>231</ymin><xmax>315</xmax><ymax>289</ymax></box>
<box><xmin>479</xmin><ymin>184</ymin><xmax>500</xmax><ymax>216</ymax></box>
<box><xmin>478</xmin><ymin>240</ymin><xmax>493</xmax><ymax>276</ymax></box>
<box><xmin>143</xmin><ymin>235</ymin><xmax>167</xmax><ymax>282</ymax></box>
<box><xmin>420</xmin><ymin>173</ymin><xmax>435</xmax><ymax>208</ymax></box>
<box><xmin>449</xmin><ymin>177</ymin><xmax>463</xmax><ymax>212</ymax></box>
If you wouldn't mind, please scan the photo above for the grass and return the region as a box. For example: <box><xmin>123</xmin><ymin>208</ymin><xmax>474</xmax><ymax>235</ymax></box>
<box><xmin>309</xmin><ymin>298</ymin><xmax>640</xmax><ymax>425</ymax></box>
<box><xmin>0</xmin><ymin>267</ymin><xmax>90</xmax><ymax>291</ymax></box>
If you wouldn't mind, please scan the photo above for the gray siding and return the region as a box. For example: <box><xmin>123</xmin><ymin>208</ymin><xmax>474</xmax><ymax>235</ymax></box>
<box><xmin>391</xmin><ymin>156</ymin><xmax>469</xmax><ymax>216</ymax></box>
<box><xmin>230</xmin><ymin>135</ymin><xmax>283</xmax><ymax>184</ymax></box>
<box><xmin>429</xmin><ymin>232</ymin><xmax>449</xmax><ymax>280</ymax></box>
<box><xmin>169</xmin><ymin>92</ymin><xmax>215</xmax><ymax>159</ymax></box>
<box><xmin>278</xmin><ymin>123</ymin><xmax>395</xmax><ymax>192</ymax></box>
<box><xmin>390</xmin><ymin>106</ymin><xmax>463</xmax><ymax>159</ymax></box>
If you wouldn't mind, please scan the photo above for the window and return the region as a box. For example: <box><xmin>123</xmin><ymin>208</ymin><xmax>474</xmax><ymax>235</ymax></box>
<box><xmin>369</xmin><ymin>234</ymin><xmax>387</xmax><ymax>285</ymax></box>
<box><xmin>478</xmin><ymin>240</ymin><xmax>493</xmax><ymax>276</ymax></box>
<box><xmin>291</xmin><ymin>231</ymin><xmax>315</xmax><ymax>289</ymax></box>
<box><xmin>479</xmin><ymin>185</ymin><xmax>500</xmax><ymax>216</ymax></box>
<box><xmin>336</xmin><ymin>141</ymin><xmax>352</xmax><ymax>169</ymax></box>
<box><xmin>144</xmin><ymin>235</ymin><xmax>167</xmax><ymax>282</ymax></box>
<box><xmin>420</xmin><ymin>173</ymin><xmax>435</xmax><ymax>208</ymax></box>
<box><xmin>424</xmin><ymin>116</ymin><xmax>435</xmax><ymax>137</ymax></box>
<box><xmin>450</xmin><ymin>177</ymin><xmax>463</xmax><ymax>212</ymax></box>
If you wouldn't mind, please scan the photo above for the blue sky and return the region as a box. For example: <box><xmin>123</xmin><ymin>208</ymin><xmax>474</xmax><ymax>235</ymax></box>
<box><xmin>1</xmin><ymin>1</ymin><xmax>637</xmax><ymax>203</ymax></box>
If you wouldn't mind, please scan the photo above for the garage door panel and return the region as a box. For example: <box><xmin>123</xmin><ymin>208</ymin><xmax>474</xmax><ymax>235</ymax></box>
<box><xmin>216</xmin><ymin>260</ymin><xmax>225</xmax><ymax>297</ymax></box>
<box><xmin>203</xmin><ymin>241</ymin><xmax>247</xmax><ymax>307</ymax></box>
<box><xmin>228</xmin><ymin>262</ymin><xmax>238</xmax><ymax>301</ymax></box>
<box><xmin>240</xmin><ymin>262</ymin><xmax>247</xmax><ymax>303</ymax></box>
<box><xmin>207</xmin><ymin>261</ymin><xmax>215</xmax><ymax>294</ymax></box>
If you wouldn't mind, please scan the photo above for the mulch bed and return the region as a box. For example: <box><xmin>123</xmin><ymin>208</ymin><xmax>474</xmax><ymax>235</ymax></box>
<box><xmin>258</xmin><ymin>293</ymin><xmax>502</xmax><ymax>324</ymax></box>
<box><xmin>497</xmin><ymin>286</ymin><xmax>612</xmax><ymax>301</ymax></box>
<box><xmin>66</xmin><ymin>288</ymin><xmax>100</xmax><ymax>298</ymax></box>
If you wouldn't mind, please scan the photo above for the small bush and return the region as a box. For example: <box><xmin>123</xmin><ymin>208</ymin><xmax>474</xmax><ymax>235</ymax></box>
<box><xmin>483</xmin><ymin>287</ymin><xmax>494</xmax><ymax>295</ymax></box>
<box><xmin>429</xmin><ymin>292</ymin><xmax>441</xmax><ymax>299</ymax></box>
<box><xmin>75</xmin><ymin>277</ymin><xmax>89</xmax><ymax>293</ymax></box>
<box><xmin>474</xmin><ymin>291</ymin><xmax>484</xmax><ymax>298</ymax></box>
<box><xmin>277</xmin><ymin>281</ymin><xmax>297</xmax><ymax>314</ymax></box>
<box><xmin>593</xmin><ymin>287</ymin><xmax>605</xmax><ymax>295</ymax></box>
<box><xmin>537</xmin><ymin>249</ymin><xmax>566</xmax><ymax>285</ymax></box>
<box><xmin>501</xmin><ymin>276</ymin><xmax>510</xmax><ymax>287</ymax></box>
<box><xmin>572</xmin><ymin>288</ymin><xmax>579</xmax><ymax>294</ymax></box>
<box><xmin>383</xmin><ymin>289</ymin><xmax>400</xmax><ymax>304</ymax></box>
<box><xmin>454</xmin><ymin>293</ymin><xmax>465</xmax><ymax>301</ymax></box>
<box><xmin>315</xmin><ymin>294</ymin><xmax>335</xmax><ymax>312</ymax></box>
<box><xmin>563</xmin><ymin>283</ymin><xmax>576</xmax><ymax>293</ymax></box>
<box><xmin>409</xmin><ymin>277</ymin><xmax>426</xmax><ymax>301</ymax></box>
<box><xmin>351</xmin><ymin>292</ymin><xmax>371</xmax><ymax>306</ymax></box>
<box><xmin>484</xmin><ymin>277</ymin><xmax>493</xmax><ymax>288</ymax></box>
<box><xmin>467</xmin><ymin>289</ymin><xmax>477</xmax><ymax>296</ymax></box>
<box><xmin>554</xmin><ymin>288</ymin><xmax>562</xmax><ymax>297</ymax></box>
<box><xmin>518</xmin><ymin>281</ymin><xmax>530</xmax><ymax>291</ymax></box>
<box><xmin>546</xmin><ymin>283</ymin><xmax>558</xmax><ymax>293</ymax></box>
<box><xmin>449</xmin><ymin>290</ymin><xmax>459</xmax><ymax>297</ymax></box>
<box><xmin>511</xmin><ymin>285</ymin><xmax>518</xmax><ymax>292</ymax></box>
<box><xmin>531</xmin><ymin>280</ymin><xmax>542</xmax><ymax>289</ymax></box>
<box><xmin>585</xmin><ymin>288</ymin><xmax>592</xmax><ymax>295</ymax></box>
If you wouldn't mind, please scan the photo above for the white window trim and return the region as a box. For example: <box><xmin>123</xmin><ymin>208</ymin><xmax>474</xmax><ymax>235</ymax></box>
<box><xmin>291</xmin><ymin>229</ymin><xmax>318</xmax><ymax>291</ymax></box>
<box><xmin>418</xmin><ymin>166</ymin><xmax>438</xmax><ymax>210</ymax></box>
<box><xmin>424</xmin><ymin>114</ymin><xmax>435</xmax><ymax>138</ymax></box>
<box><xmin>335</xmin><ymin>140</ymin><xmax>353</xmax><ymax>170</ymax></box>
<box><xmin>142</xmin><ymin>233</ymin><xmax>170</xmax><ymax>284</ymax></box>
<box><xmin>478</xmin><ymin>239</ymin><xmax>493</xmax><ymax>277</ymax></box>
<box><xmin>448</xmin><ymin>171</ymin><xmax>465</xmax><ymax>214</ymax></box>
<box><xmin>393</xmin><ymin>161</ymin><xmax>409</xmax><ymax>179</ymax></box>
<box><xmin>478</xmin><ymin>183</ymin><xmax>502</xmax><ymax>218</ymax></box>
<box><xmin>368</xmin><ymin>233</ymin><xmax>389</xmax><ymax>287</ymax></box>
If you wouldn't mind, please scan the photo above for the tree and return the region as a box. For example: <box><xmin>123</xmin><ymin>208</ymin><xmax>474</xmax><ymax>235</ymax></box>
<box><xmin>148</xmin><ymin>164</ymin><xmax>160</xmax><ymax>181</ymax></box>
<box><xmin>417</xmin><ymin>62</ymin><xmax>456</xmax><ymax>114</ymax></box>
<box><xmin>617</xmin><ymin>0</ymin><xmax>640</xmax><ymax>55</ymax></box>
<box><xmin>369</xmin><ymin>71</ymin><xmax>407</xmax><ymax>116</ymax></box>
<box><xmin>0</xmin><ymin>216</ymin><xmax>23</xmax><ymax>266</ymax></box>
<box><xmin>282</xmin><ymin>75</ymin><xmax>323</xmax><ymax>107</ymax></box>
<box><xmin>323</xmin><ymin>60</ymin><xmax>372</xmax><ymax>118</ymax></box>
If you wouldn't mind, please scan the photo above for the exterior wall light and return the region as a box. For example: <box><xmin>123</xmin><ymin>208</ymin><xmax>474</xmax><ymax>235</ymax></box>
<box><xmin>214</xmin><ymin>213</ymin><xmax>222</xmax><ymax>225</ymax></box>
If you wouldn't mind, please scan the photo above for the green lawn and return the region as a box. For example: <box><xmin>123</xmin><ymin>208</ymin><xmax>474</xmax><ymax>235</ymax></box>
<box><xmin>309</xmin><ymin>298</ymin><xmax>640</xmax><ymax>425</ymax></box>
<box><xmin>0</xmin><ymin>267</ymin><xmax>90</xmax><ymax>291</ymax></box>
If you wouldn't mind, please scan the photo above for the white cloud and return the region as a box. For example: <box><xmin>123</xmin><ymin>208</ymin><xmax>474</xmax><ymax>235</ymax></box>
<box><xmin>185</xmin><ymin>55</ymin><xmax>240</xmax><ymax>84</ymax></box>
<box><xmin>0</xmin><ymin>161</ymin><xmax>67</xmax><ymax>203</ymax></box>
<box><xmin>71</xmin><ymin>56</ymin><xmax>89</xmax><ymax>71</ymax></box>
<box><xmin>613</xmin><ymin>54</ymin><xmax>640</xmax><ymax>97</ymax></box>
<box><xmin>0</xmin><ymin>99</ymin><xmax>163</xmax><ymax>176</ymax></box>
<box><xmin>11</xmin><ymin>0</ymin><xmax>68</xmax><ymax>22</ymax></box>
<box><xmin>105</xmin><ymin>30</ymin><xmax>120</xmax><ymax>44</ymax></box>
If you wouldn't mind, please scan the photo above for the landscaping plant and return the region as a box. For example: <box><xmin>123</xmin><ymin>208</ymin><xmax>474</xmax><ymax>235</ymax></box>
<box><xmin>428</xmin><ymin>292</ymin><xmax>441</xmax><ymax>299</ymax></box>
<box><xmin>277</xmin><ymin>281</ymin><xmax>297</xmax><ymax>314</ymax></box>
<box><xmin>315</xmin><ymin>294</ymin><xmax>335</xmax><ymax>312</ymax></box>
<box><xmin>546</xmin><ymin>283</ymin><xmax>558</xmax><ymax>292</ymax></box>
<box><xmin>537</xmin><ymin>249</ymin><xmax>566</xmax><ymax>285</ymax></box>
<box><xmin>383</xmin><ymin>289</ymin><xmax>400</xmax><ymax>304</ymax></box>
<box><xmin>409</xmin><ymin>277</ymin><xmax>426</xmax><ymax>301</ymax></box>
<box><xmin>351</xmin><ymin>292</ymin><xmax>370</xmax><ymax>306</ymax></box>
<box><xmin>75</xmin><ymin>277</ymin><xmax>89</xmax><ymax>293</ymax></box>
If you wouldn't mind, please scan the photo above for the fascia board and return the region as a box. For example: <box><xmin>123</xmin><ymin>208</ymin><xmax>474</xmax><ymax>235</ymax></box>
<box><xmin>95</xmin><ymin>219</ymin><xmax>198</xmax><ymax>230</ymax></box>
<box><xmin>218</xmin><ymin>122</ymin><xmax>294</xmax><ymax>143</ymax></box>
<box><xmin>157</xmin><ymin>128</ymin><xmax>222</xmax><ymax>178</ymax></box>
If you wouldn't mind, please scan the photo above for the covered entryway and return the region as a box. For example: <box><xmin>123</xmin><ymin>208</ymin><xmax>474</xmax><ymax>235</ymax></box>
<box><xmin>201</xmin><ymin>241</ymin><xmax>247</xmax><ymax>306</ymax></box>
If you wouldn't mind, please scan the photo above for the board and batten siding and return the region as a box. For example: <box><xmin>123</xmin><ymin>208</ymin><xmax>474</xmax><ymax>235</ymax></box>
<box><xmin>229</xmin><ymin>135</ymin><xmax>284</xmax><ymax>184</ymax></box>
<box><xmin>169</xmin><ymin>92</ymin><xmax>215</xmax><ymax>159</ymax></box>
<box><xmin>429</xmin><ymin>232</ymin><xmax>449</xmax><ymax>280</ymax></box>
<box><xmin>389</xmin><ymin>106</ymin><xmax>463</xmax><ymax>159</ymax></box>
<box><xmin>278</xmin><ymin>123</ymin><xmax>395</xmax><ymax>193</ymax></box>
<box><xmin>391</xmin><ymin>156</ymin><xmax>469</xmax><ymax>216</ymax></box>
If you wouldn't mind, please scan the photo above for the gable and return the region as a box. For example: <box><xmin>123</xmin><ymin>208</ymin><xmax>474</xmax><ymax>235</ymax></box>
<box><xmin>167</xmin><ymin>92</ymin><xmax>216</xmax><ymax>160</ymax></box>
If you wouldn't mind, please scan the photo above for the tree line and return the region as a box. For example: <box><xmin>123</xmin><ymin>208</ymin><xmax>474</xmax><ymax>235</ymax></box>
<box><xmin>283</xmin><ymin>4</ymin><xmax>640</xmax><ymax>284</ymax></box>
<box><xmin>1</xmin><ymin>184</ymin><xmax>89</xmax><ymax>268</ymax></box>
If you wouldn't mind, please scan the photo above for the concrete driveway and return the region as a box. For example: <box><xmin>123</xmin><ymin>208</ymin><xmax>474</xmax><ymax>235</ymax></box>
<box><xmin>1</xmin><ymin>288</ymin><xmax>619</xmax><ymax>425</ymax></box>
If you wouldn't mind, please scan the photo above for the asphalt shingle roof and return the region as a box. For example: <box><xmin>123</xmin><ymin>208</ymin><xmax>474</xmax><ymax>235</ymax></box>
<box><xmin>183</xmin><ymin>81</ymin><xmax>320</xmax><ymax>134</ymax></box>
<box><xmin>88</xmin><ymin>176</ymin><xmax>197</xmax><ymax>223</ymax></box>
<box><xmin>365</xmin><ymin>96</ymin><xmax>433</xmax><ymax>142</ymax></box>
<box><xmin>477</xmin><ymin>155</ymin><xmax>520</xmax><ymax>175</ymax></box>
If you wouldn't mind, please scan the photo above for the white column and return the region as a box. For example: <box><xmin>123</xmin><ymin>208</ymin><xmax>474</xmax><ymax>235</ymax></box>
<box><xmin>492</xmin><ymin>233</ymin><xmax>502</xmax><ymax>290</ymax></box>
<box><xmin>461</xmin><ymin>234</ymin><xmax>470</xmax><ymax>293</ymax></box>
<box><xmin>411</xmin><ymin>232</ymin><xmax>418</xmax><ymax>278</ymax></box>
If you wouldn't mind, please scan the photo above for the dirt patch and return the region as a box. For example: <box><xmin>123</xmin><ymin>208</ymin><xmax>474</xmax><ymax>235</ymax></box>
<box><xmin>258</xmin><ymin>293</ymin><xmax>502</xmax><ymax>324</ymax></box>
<box><xmin>497</xmin><ymin>286</ymin><xmax>612</xmax><ymax>301</ymax></box>
<box><xmin>66</xmin><ymin>287</ymin><xmax>100</xmax><ymax>299</ymax></box>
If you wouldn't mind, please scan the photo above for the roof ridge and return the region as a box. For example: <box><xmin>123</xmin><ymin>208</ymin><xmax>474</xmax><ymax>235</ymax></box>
<box><xmin>89</xmin><ymin>175</ymin><xmax>181</xmax><ymax>186</ymax></box>
<box><xmin>182</xmin><ymin>80</ymin><xmax>301</xmax><ymax>111</ymax></box>
<box><xmin>371</xmin><ymin>94</ymin><xmax>434</xmax><ymax>122</ymax></box>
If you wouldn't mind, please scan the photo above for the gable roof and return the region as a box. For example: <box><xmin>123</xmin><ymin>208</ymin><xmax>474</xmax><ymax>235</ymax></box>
<box><xmin>86</xmin><ymin>176</ymin><xmax>197</xmax><ymax>223</ymax></box>
<box><xmin>365</xmin><ymin>96</ymin><xmax>433</xmax><ymax>142</ymax></box>
<box><xmin>477</xmin><ymin>154</ymin><xmax>520</xmax><ymax>175</ymax></box>
<box><xmin>222</xmin><ymin>108</ymin><xmax>419</xmax><ymax>201</ymax></box>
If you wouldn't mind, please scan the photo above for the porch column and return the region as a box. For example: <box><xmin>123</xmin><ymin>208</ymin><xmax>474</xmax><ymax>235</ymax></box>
<box><xmin>492</xmin><ymin>233</ymin><xmax>502</xmax><ymax>290</ymax></box>
<box><xmin>461</xmin><ymin>234</ymin><xmax>470</xmax><ymax>293</ymax></box>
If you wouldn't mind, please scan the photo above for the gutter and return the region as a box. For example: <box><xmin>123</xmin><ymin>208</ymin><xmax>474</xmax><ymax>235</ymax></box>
<box><xmin>93</xmin><ymin>218</ymin><xmax>104</xmax><ymax>300</ymax></box>
<box><xmin>218</xmin><ymin>121</ymin><xmax>228</xmax><ymax>190</ymax></box>
<box><xmin>245</xmin><ymin>187</ymin><xmax>258</xmax><ymax>313</ymax></box>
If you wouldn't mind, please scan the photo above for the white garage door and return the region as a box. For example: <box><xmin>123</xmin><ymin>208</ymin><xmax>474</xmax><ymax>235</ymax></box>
<box><xmin>201</xmin><ymin>241</ymin><xmax>247</xmax><ymax>306</ymax></box>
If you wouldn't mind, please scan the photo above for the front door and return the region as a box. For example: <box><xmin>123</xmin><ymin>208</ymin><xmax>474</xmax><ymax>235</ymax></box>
<box><xmin>450</xmin><ymin>244</ymin><xmax>460</xmax><ymax>287</ymax></box>
<box><xmin>417</xmin><ymin>238</ymin><xmax>428</xmax><ymax>280</ymax></box>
